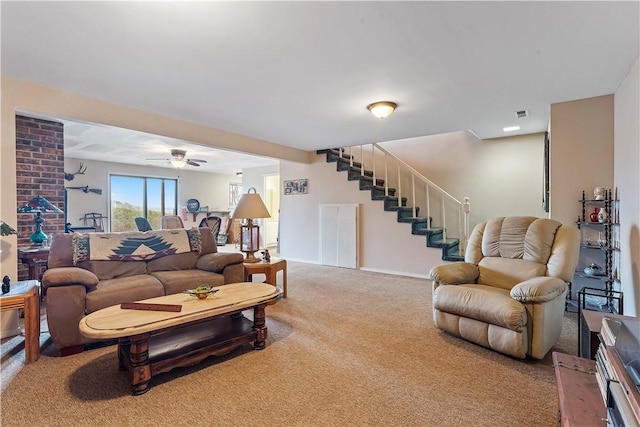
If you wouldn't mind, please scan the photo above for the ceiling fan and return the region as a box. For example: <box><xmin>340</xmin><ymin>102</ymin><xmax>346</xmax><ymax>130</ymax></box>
<box><xmin>147</xmin><ymin>149</ymin><xmax>207</xmax><ymax>169</ymax></box>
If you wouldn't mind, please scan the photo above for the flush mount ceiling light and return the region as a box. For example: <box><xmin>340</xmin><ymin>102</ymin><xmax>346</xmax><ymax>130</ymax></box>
<box><xmin>367</xmin><ymin>101</ymin><xmax>397</xmax><ymax>119</ymax></box>
<box><xmin>503</xmin><ymin>126</ymin><xmax>520</xmax><ymax>132</ymax></box>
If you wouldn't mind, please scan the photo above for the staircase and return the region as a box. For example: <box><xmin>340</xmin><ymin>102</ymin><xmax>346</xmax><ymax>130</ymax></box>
<box><xmin>317</xmin><ymin>146</ymin><xmax>470</xmax><ymax>262</ymax></box>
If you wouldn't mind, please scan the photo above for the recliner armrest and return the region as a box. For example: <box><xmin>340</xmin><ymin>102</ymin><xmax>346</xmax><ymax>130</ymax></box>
<box><xmin>196</xmin><ymin>252</ymin><xmax>244</xmax><ymax>272</ymax></box>
<box><xmin>510</xmin><ymin>277</ymin><xmax>567</xmax><ymax>303</ymax></box>
<box><xmin>42</xmin><ymin>267</ymin><xmax>99</xmax><ymax>290</ymax></box>
<box><xmin>429</xmin><ymin>262</ymin><xmax>479</xmax><ymax>285</ymax></box>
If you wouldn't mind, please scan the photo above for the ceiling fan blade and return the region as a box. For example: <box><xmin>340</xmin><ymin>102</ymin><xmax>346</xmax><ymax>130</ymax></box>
<box><xmin>188</xmin><ymin>158</ymin><xmax>207</xmax><ymax>163</ymax></box>
<box><xmin>146</xmin><ymin>157</ymin><xmax>170</xmax><ymax>161</ymax></box>
<box><xmin>186</xmin><ymin>160</ymin><xmax>201</xmax><ymax>167</ymax></box>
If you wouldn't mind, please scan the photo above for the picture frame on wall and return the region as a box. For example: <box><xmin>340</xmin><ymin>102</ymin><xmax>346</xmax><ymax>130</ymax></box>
<box><xmin>284</xmin><ymin>179</ymin><xmax>308</xmax><ymax>195</ymax></box>
<box><xmin>229</xmin><ymin>183</ymin><xmax>242</xmax><ymax>207</ymax></box>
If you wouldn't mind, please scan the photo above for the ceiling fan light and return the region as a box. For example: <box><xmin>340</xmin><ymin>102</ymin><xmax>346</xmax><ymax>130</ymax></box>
<box><xmin>170</xmin><ymin>159</ymin><xmax>187</xmax><ymax>169</ymax></box>
<box><xmin>367</xmin><ymin>101</ymin><xmax>397</xmax><ymax>119</ymax></box>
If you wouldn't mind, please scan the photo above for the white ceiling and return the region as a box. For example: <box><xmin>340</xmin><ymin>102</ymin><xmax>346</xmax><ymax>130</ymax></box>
<box><xmin>2</xmin><ymin>2</ymin><xmax>639</xmax><ymax>172</ymax></box>
<box><xmin>59</xmin><ymin>119</ymin><xmax>278</xmax><ymax>175</ymax></box>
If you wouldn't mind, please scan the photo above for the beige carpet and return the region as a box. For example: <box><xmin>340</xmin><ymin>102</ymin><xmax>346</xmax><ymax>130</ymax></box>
<box><xmin>0</xmin><ymin>262</ymin><xmax>576</xmax><ymax>426</ymax></box>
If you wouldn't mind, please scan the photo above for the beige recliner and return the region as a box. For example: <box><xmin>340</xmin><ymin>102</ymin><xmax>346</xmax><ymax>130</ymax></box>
<box><xmin>429</xmin><ymin>216</ymin><xmax>580</xmax><ymax>359</ymax></box>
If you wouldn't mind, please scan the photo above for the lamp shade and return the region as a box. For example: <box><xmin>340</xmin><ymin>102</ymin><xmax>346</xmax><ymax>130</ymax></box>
<box><xmin>17</xmin><ymin>195</ymin><xmax>63</xmax><ymax>214</ymax></box>
<box><xmin>231</xmin><ymin>188</ymin><xmax>271</xmax><ymax>220</ymax></box>
<box><xmin>17</xmin><ymin>195</ymin><xmax>62</xmax><ymax>246</ymax></box>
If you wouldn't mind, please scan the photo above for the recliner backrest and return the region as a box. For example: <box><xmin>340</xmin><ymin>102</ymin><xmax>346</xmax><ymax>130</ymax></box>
<box><xmin>465</xmin><ymin>216</ymin><xmax>580</xmax><ymax>289</ymax></box>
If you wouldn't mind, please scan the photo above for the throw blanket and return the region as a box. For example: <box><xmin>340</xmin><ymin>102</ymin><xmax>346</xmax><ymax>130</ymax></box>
<box><xmin>72</xmin><ymin>229</ymin><xmax>202</xmax><ymax>264</ymax></box>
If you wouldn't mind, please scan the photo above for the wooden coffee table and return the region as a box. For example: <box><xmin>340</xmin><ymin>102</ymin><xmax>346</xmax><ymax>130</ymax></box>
<box><xmin>79</xmin><ymin>282</ymin><xmax>279</xmax><ymax>395</ymax></box>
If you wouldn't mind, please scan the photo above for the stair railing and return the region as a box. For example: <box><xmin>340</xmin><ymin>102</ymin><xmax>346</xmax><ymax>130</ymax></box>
<box><xmin>348</xmin><ymin>143</ymin><xmax>471</xmax><ymax>255</ymax></box>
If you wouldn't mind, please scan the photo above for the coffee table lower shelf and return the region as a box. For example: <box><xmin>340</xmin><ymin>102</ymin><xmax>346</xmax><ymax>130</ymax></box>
<box><xmin>117</xmin><ymin>306</ymin><xmax>267</xmax><ymax>395</ymax></box>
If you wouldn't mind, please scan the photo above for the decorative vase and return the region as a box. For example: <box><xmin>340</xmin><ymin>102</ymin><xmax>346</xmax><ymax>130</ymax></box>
<box><xmin>593</xmin><ymin>187</ymin><xmax>605</xmax><ymax>201</ymax></box>
<box><xmin>598</xmin><ymin>207</ymin><xmax>609</xmax><ymax>223</ymax></box>
<box><xmin>584</xmin><ymin>263</ymin><xmax>602</xmax><ymax>276</ymax></box>
<box><xmin>590</xmin><ymin>208</ymin><xmax>600</xmax><ymax>222</ymax></box>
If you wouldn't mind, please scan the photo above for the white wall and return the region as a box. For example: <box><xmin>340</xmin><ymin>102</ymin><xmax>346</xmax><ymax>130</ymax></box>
<box><xmin>64</xmin><ymin>157</ymin><xmax>238</xmax><ymax>231</ymax></box>
<box><xmin>549</xmin><ymin>95</ymin><xmax>615</xmax><ymax>227</ymax></box>
<box><xmin>614</xmin><ymin>57</ymin><xmax>640</xmax><ymax>316</ymax></box>
<box><xmin>379</xmin><ymin>131</ymin><xmax>547</xmax><ymax>227</ymax></box>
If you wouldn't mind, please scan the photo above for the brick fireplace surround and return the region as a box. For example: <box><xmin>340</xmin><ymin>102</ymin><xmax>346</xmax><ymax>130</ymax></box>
<box><xmin>15</xmin><ymin>115</ymin><xmax>65</xmax><ymax>281</ymax></box>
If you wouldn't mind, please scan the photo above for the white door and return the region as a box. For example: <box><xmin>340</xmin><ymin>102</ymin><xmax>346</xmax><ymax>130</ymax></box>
<box><xmin>320</xmin><ymin>204</ymin><xmax>358</xmax><ymax>269</ymax></box>
<box><xmin>263</xmin><ymin>174</ymin><xmax>280</xmax><ymax>248</ymax></box>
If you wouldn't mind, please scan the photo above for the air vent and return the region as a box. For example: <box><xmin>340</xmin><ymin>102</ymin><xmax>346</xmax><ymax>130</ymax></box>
<box><xmin>515</xmin><ymin>109</ymin><xmax>529</xmax><ymax>119</ymax></box>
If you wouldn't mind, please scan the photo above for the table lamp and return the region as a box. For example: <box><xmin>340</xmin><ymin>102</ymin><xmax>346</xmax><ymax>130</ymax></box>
<box><xmin>17</xmin><ymin>195</ymin><xmax>63</xmax><ymax>246</ymax></box>
<box><xmin>231</xmin><ymin>187</ymin><xmax>271</xmax><ymax>262</ymax></box>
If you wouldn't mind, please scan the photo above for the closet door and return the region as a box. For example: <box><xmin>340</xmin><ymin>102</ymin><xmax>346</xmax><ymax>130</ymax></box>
<box><xmin>320</xmin><ymin>204</ymin><xmax>358</xmax><ymax>269</ymax></box>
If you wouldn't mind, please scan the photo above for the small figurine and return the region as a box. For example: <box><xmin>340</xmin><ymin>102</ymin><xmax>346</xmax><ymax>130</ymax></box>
<box><xmin>261</xmin><ymin>249</ymin><xmax>271</xmax><ymax>263</ymax></box>
<box><xmin>2</xmin><ymin>275</ymin><xmax>10</xmax><ymax>294</ymax></box>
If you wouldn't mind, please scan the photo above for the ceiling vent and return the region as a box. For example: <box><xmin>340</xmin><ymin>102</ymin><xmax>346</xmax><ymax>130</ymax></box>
<box><xmin>515</xmin><ymin>109</ymin><xmax>529</xmax><ymax>119</ymax></box>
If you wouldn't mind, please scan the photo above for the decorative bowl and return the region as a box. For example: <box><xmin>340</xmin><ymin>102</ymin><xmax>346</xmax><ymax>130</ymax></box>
<box><xmin>183</xmin><ymin>285</ymin><xmax>219</xmax><ymax>300</ymax></box>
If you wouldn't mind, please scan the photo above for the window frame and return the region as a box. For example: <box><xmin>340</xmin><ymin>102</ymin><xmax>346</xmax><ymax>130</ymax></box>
<box><xmin>108</xmin><ymin>172</ymin><xmax>179</xmax><ymax>232</ymax></box>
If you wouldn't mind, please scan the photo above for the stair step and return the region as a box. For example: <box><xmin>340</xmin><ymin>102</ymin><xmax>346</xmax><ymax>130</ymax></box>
<box><xmin>359</xmin><ymin>176</ymin><xmax>385</xmax><ymax>190</ymax></box>
<box><xmin>337</xmin><ymin>158</ymin><xmax>363</xmax><ymax>172</ymax></box>
<box><xmin>347</xmin><ymin>167</ymin><xmax>373</xmax><ymax>180</ymax></box>
<box><xmin>383</xmin><ymin>196</ymin><xmax>407</xmax><ymax>211</ymax></box>
<box><xmin>429</xmin><ymin>237</ymin><xmax>459</xmax><ymax>249</ymax></box>
<box><xmin>323</xmin><ymin>149</ymin><xmax>353</xmax><ymax>163</ymax></box>
<box><xmin>397</xmin><ymin>207</ymin><xmax>420</xmax><ymax>222</ymax></box>
<box><xmin>371</xmin><ymin>187</ymin><xmax>396</xmax><ymax>199</ymax></box>
<box><xmin>412</xmin><ymin>221</ymin><xmax>439</xmax><ymax>235</ymax></box>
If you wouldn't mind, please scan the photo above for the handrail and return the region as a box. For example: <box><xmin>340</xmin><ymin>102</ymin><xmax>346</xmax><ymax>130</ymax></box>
<box><xmin>373</xmin><ymin>143</ymin><xmax>461</xmax><ymax>205</ymax></box>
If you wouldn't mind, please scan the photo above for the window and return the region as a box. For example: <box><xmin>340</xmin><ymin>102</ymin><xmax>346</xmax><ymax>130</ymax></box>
<box><xmin>110</xmin><ymin>174</ymin><xmax>178</xmax><ymax>232</ymax></box>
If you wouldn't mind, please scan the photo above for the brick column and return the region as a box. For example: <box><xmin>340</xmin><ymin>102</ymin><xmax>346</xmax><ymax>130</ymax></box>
<box><xmin>15</xmin><ymin>115</ymin><xmax>65</xmax><ymax>281</ymax></box>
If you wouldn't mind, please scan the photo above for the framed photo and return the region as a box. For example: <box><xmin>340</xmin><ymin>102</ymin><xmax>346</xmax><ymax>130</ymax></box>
<box><xmin>284</xmin><ymin>179</ymin><xmax>308</xmax><ymax>195</ymax></box>
<box><xmin>229</xmin><ymin>183</ymin><xmax>242</xmax><ymax>207</ymax></box>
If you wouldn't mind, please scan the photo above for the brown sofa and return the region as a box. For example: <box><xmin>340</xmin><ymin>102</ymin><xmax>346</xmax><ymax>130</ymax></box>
<box><xmin>42</xmin><ymin>227</ymin><xmax>244</xmax><ymax>355</ymax></box>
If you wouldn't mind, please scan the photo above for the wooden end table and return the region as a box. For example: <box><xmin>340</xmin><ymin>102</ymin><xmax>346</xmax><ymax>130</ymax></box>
<box><xmin>18</xmin><ymin>247</ymin><xmax>50</xmax><ymax>281</ymax></box>
<box><xmin>0</xmin><ymin>280</ymin><xmax>40</xmax><ymax>364</ymax></box>
<box><xmin>244</xmin><ymin>257</ymin><xmax>287</xmax><ymax>298</ymax></box>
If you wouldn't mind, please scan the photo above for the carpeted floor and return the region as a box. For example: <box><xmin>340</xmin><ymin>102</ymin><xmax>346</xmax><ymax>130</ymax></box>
<box><xmin>0</xmin><ymin>262</ymin><xmax>577</xmax><ymax>426</ymax></box>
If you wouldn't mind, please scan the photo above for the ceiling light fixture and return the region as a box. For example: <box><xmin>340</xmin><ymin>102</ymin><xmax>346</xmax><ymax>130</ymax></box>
<box><xmin>367</xmin><ymin>101</ymin><xmax>397</xmax><ymax>119</ymax></box>
<box><xmin>503</xmin><ymin>126</ymin><xmax>520</xmax><ymax>132</ymax></box>
<box><xmin>170</xmin><ymin>158</ymin><xmax>187</xmax><ymax>169</ymax></box>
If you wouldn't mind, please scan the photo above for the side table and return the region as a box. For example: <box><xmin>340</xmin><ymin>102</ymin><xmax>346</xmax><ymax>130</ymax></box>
<box><xmin>18</xmin><ymin>247</ymin><xmax>50</xmax><ymax>281</ymax></box>
<box><xmin>0</xmin><ymin>280</ymin><xmax>41</xmax><ymax>363</ymax></box>
<box><xmin>244</xmin><ymin>257</ymin><xmax>287</xmax><ymax>298</ymax></box>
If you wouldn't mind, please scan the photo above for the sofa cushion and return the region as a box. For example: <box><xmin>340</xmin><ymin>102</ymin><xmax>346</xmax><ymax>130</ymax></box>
<box><xmin>85</xmin><ymin>274</ymin><xmax>165</xmax><ymax>313</ymax></box>
<box><xmin>147</xmin><ymin>252</ymin><xmax>199</xmax><ymax>272</ymax></box>
<box><xmin>433</xmin><ymin>284</ymin><xmax>526</xmax><ymax>332</ymax></box>
<box><xmin>77</xmin><ymin>260</ymin><xmax>147</xmax><ymax>281</ymax></box>
<box><xmin>150</xmin><ymin>269</ymin><xmax>225</xmax><ymax>296</ymax></box>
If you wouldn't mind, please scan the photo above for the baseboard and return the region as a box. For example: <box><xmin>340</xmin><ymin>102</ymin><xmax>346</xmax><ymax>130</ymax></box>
<box><xmin>359</xmin><ymin>266</ymin><xmax>430</xmax><ymax>279</ymax></box>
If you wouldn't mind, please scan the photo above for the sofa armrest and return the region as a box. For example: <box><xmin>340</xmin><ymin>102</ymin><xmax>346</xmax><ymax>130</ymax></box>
<box><xmin>429</xmin><ymin>262</ymin><xmax>479</xmax><ymax>286</ymax></box>
<box><xmin>510</xmin><ymin>277</ymin><xmax>567</xmax><ymax>303</ymax></box>
<box><xmin>196</xmin><ymin>252</ymin><xmax>244</xmax><ymax>273</ymax></box>
<box><xmin>42</xmin><ymin>267</ymin><xmax>99</xmax><ymax>291</ymax></box>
